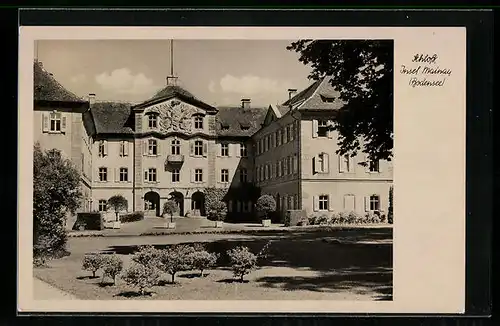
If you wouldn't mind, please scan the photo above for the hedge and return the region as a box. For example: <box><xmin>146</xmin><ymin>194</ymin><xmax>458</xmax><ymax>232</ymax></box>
<box><xmin>120</xmin><ymin>211</ymin><xmax>144</xmax><ymax>223</ymax></box>
<box><xmin>72</xmin><ymin>212</ymin><xmax>103</xmax><ymax>231</ymax></box>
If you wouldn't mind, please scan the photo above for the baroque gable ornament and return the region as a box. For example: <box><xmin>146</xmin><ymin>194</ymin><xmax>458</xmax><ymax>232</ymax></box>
<box><xmin>145</xmin><ymin>99</ymin><xmax>205</xmax><ymax>134</ymax></box>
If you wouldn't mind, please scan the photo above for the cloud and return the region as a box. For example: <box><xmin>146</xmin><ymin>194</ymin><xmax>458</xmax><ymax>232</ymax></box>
<box><xmin>70</xmin><ymin>73</ymin><xmax>86</xmax><ymax>84</ymax></box>
<box><xmin>95</xmin><ymin>68</ymin><xmax>157</xmax><ymax>95</ymax></box>
<box><xmin>208</xmin><ymin>80</ymin><xmax>216</xmax><ymax>93</ymax></box>
<box><xmin>219</xmin><ymin>74</ymin><xmax>292</xmax><ymax>96</ymax></box>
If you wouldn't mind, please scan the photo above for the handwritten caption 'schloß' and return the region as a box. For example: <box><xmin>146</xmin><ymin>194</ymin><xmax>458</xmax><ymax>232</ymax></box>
<box><xmin>400</xmin><ymin>54</ymin><xmax>452</xmax><ymax>88</ymax></box>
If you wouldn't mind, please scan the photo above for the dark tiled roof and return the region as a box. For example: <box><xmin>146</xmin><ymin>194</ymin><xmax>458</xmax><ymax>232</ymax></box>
<box><xmin>215</xmin><ymin>106</ymin><xmax>267</xmax><ymax>137</ymax></box>
<box><xmin>291</xmin><ymin>77</ymin><xmax>345</xmax><ymax>111</ymax></box>
<box><xmin>91</xmin><ymin>102</ymin><xmax>134</xmax><ymax>134</ymax></box>
<box><xmin>282</xmin><ymin>78</ymin><xmax>323</xmax><ymax>108</ymax></box>
<box><xmin>33</xmin><ymin>61</ymin><xmax>88</xmax><ymax>104</ymax></box>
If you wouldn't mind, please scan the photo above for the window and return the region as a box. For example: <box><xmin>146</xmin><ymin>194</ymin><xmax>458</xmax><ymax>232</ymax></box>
<box><xmin>288</xmin><ymin>196</ymin><xmax>293</xmax><ymax>210</ymax></box>
<box><xmin>119</xmin><ymin>141</ymin><xmax>128</xmax><ymax>157</ymax></box>
<box><xmin>280</xmin><ymin>128</ymin><xmax>285</xmax><ymax>144</ymax></box>
<box><xmin>148</xmin><ymin>139</ymin><xmax>158</xmax><ymax>155</ymax></box>
<box><xmin>99</xmin><ymin>167</ymin><xmax>107</xmax><ymax>182</ymax></box>
<box><xmin>119</xmin><ymin>167</ymin><xmax>128</xmax><ymax>182</ymax></box>
<box><xmin>316</xmin><ymin>153</ymin><xmax>329</xmax><ymax>173</ymax></box>
<box><xmin>172</xmin><ymin>169</ymin><xmax>180</xmax><ymax>182</ymax></box>
<box><xmin>49</xmin><ymin>112</ymin><xmax>62</xmax><ymax>132</ymax></box>
<box><xmin>171</xmin><ymin>139</ymin><xmax>180</xmax><ymax>155</ymax></box>
<box><xmin>221</xmin><ymin>169</ymin><xmax>229</xmax><ymax>183</ymax></box>
<box><xmin>321</xmin><ymin>95</ymin><xmax>336</xmax><ymax>103</ymax></box>
<box><xmin>319</xmin><ymin>195</ymin><xmax>329</xmax><ymax>211</ymax></box>
<box><xmin>267</xmin><ymin>136</ymin><xmax>271</xmax><ymax>151</ymax></box>
<box><xmin>194</xmin><ymin>140</ymin><xmax>203</xmax><ymax>156</ymax></box>
<box><xmin>194</xmin><ymin>115</ymin><xmax>204</xmax><ymax>129</ymax></box>
<box><xmin>146</xmin><ymin>168</ymin><xmax>157</xmax><ymax>182</ymax></box>
<box><xmin>369</xmin><ymin>160</ymin><xmax>380</xmax><ymax>172</ymax></box>
<box><xmin>195</xmin><ymin>169</ymin><xmax>203</xmax><ymax>182</ymax></box>
<box><xmin>221</xmin><ymin>143</ymin><xmax>229</xmax><ymax>156</ymax></box>
<box><xmin>286</xmin><ymin>125</ymin><xmax>292</xmax><ymax>142</ymax></box>
<box><xmin>242</xmin><ymin>201</ymin><xmax>250</xmax><ymax>213</ymax></box>
<box><xmin>98</xmin><ymin>141</ymin><xmax>105</xmax><ymax>157</ymax></box>
<box><xmin>318</xmin><ymin>120</ymin><xmax>329</xmax><ymax>137</ymax></box>
<box><xmin>148</xmin><ymin>114</ymin><xmax>158</xmax><ymax>129</ymax></box>
<box><xmin>274</xmin><ymin>132</ymin><xmax>279</xmax><ymax>147</ymax></box>
<box><xmin>240</xmin><ymin>143</ymin><xmax>247</xmax><ymax>157</ymax></box>
<box><xmin>98</xmin><ymin>200</ymin><xmax>107</xmax><ymax>212</ymax></box>
<box><xmin>287</xmin><ymin>156</ymin><xmax>292</xmax><ymax>175</ymax></box>
<box><xmin>370</xmin><ymin>195</ymin><xmax>380</xmax><ymax>211</ymax></box>
<box><xmin>240</xmin><ymin>168</ymin><xmax>248</xmax><ymax>183</ymax></box>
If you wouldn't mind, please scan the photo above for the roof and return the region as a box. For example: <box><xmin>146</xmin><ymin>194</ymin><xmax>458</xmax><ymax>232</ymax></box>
<box><xmin>215</xmin><ymin>106</ymin><xmax>268</xmax><ymax>137</ymax></box>
<box><xmin>287</xmin><ymin>77</ymin><xmax>345</xmax><ymax>112</ymax></box>
<box><xmin>280</xmin><ymin>78</ymin><xmax>323</xmax><ymax>114</ymax></box>
<box><xmin>133</xmin><ymin>84</ymin><xmax>217</xmax><ymax>112</ymax></box>
<box><xmin>33</xmin><ymin>61</ymin><xmax>88</xmax><ymax>104</ymax></box>
<box><xmin>90</xmin><ymin>102</ymin><xmax>134</xmax><ymax>134</ymax></box>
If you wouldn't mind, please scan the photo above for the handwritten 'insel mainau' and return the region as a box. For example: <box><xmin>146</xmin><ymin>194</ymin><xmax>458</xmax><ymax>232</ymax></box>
<box><xmin>400</xmin><ymin>54</ymin><xmax>452</xmax><ymax>88</ymax></box>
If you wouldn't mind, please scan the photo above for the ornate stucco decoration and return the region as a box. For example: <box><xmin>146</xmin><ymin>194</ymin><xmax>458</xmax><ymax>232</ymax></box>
<box><xmin>144</xmin><ymin>99</ymin><xmax>205</xmax><ymax>134</ymax></box>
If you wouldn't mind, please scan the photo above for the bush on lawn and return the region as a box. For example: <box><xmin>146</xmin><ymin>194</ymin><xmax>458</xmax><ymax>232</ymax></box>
<box><xmin>307</xmin><ymin>210</ymin><xmax>388</xmax><ymax>226</ymax></box>
<box><xmin>101</xmin><ymin>254</ymin><xmax>123</xmax><ymax>285</ymax></box>
<box><xmin>82</xmin><ymin>254</ymin><xmax>104</xmax><ymax>278</ymax></box>
<box><xmin>120</xmin><ymin>211</ymin><xmax>144</xmax><ymax>223</ymax></box>
<box><xmin>227</xmin><ymin>246</ymin><xmax>257</xmax><ymax>282</ymax></box>
<box><xmin>159</xmin><ymin>245</ymin><xmax>196</xmax><ymax>283</ymax></box>
<box><xmin>132</xmin><ymin>245</ymin><xmax>162</xmax><ymax>269</ymax></box>
<box><xmin>255</xmin><ymin>195</ymin><xmax>276</xmax><ymax>221</ymax></box>
<box><xmin>122</xmin><ymin>263</ymin><xmax>161</xmax><ymax>296</ymax></box>
<box><xmin>188</xmin><ymin>245</ymin><xmax>219</xmax><ymax>277</ymax></box>
<box><xmin>204</xmin><ymin>187</ymin><xmax>228</xmax><ymax>222</ymax></box>
<box><xmin>34</xmin><ymin>143</ymin><xmax>82</xmax><ymax>262</ymax></box>
<box><xmin>73</xmin><ymin>212</ymin><xmax>103</xmax><ymax>231</ymax></box>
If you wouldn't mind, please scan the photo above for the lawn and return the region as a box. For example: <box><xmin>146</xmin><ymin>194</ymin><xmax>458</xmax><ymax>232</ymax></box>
<box><xmin>34</xmin><ymin>228</ymin><xmax>393</xmax><ymax>301</ymax></box>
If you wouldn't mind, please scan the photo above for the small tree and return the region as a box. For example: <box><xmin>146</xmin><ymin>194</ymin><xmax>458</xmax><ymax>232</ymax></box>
<box><xmin>388</xmin><ymin>186</ymin><xmax>394</xmax><ymax>224</ymax></box>
<box><xmin>108</xmin><ymin>195</ymin><xmax>128</xmax><ymax>221</ymax></box>
<box><xmin>256</xmin><ymin>195</ymin><xmax>276</xmax><ymax>220</ymax></box>
<box><xmin>122</xmin><ymin>263</ymin><xmax>161</xmax><ymax>296</ymax></box>
<box><xmin>101</xmin><ymin>254</ymin><xmax>123</xmax><ymax>285</ymax></box>
<box><xmin>227</xmin><ymin>246</ymin><xmax>257</xmax><ymax>282</ymax></box>
<box><xmin>82</xmin><ymin>254</ymin><xmax>103</xmax><ymax>278</ymax></box>
<box><xmin>159</xmin><ymin>245</ymin><xmax>195</xmax><ymax>283</ymax></box>
<box><xmin>205</xmin><ymin>187</ymin><xmax>228</xmax><ymax>222</ymax></box>
<box><xmin>132</xmin><ymin>245</ymin><xmax>162</xmax><ymax>269</ymax></box>
<box><xmin>163</xmin><ymin>199</ymin><xmax>178</xmax><ymax>223</ymax></box>
<box><xmin>189</xmin><ymin>246</ymin><xmax>219</xmax><ymax>277</ymax></box>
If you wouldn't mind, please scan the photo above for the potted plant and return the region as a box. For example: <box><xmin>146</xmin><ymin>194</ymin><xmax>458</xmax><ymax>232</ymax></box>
<box><xmin>256</xmin><ymin>194</ymin><xmax>276</xmax><ymax>227</ymax></box>
<box><xmin>162</xmin><ymin>199</ymin><xmax>178</xmax><ymax>229</ymax></box>
<box><xmin>107</xmin><ymin>195</ymin><xmax>128</xmax><ymax>229</ymax></box>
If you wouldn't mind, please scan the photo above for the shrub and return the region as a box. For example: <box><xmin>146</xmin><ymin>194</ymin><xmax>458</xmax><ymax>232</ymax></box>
<box><xmin>163</xmin><ymin>199</ymin><xmax>178</xmax><ymax>222</ymax></box>
<box><xmin>388</xmin><ymin>186</ymin><xmax>394</xmax><ymax>224</ymax></box>
<box><xmin>34</xmin><ymin>143</ymin><xmax>82</xmax><ymax>261</ymax></box>
<box><xmin>204</xmin><ymin>187</ymin><xmax>228</xmax><ymax>222</ymax></box>
<box><xmin>82</xmin><ymin>254</ymin><xmax>103</xmax><ymax>278</ymax></box>
<box><xmin>255</xmin><ymin>195</ymin><xmax>276</xmax><ymax>220</ymax></box>
<box><xmin>101</xmin><ymin>254</ymin><xmax>123</xmax><ymax>285</ymax></box>
<box><xmin>308</xmin><ymin>214</ymin><xmax>319</xmax><ymax>225</ymax></box>
<box><xmin>33</xmin><ymin>234</ymin><xmax>59</xmax><ymax>266</ymax></box>
<box><xmin>120</xmin><ymin>211</ymin><xmax>144</xmax><ymax>223</ymax></box>
<box><xmin>132</xmin><ymin>245</ymin><xmax>162</xmax><ymax>269</ymax></box>
<box><xmin>227</xmin><ymin>246</ymin><xmax>257</xmax><ymax>282</ymax></box>
<box><xmin>316</xmin><ymin>214</ymin><xmax>330</xmax><ymax>225</ymax></box>
<box><xmin>73</xmin><ymin>212</ymin><xmax>103</xmax><ymax>231</ymax></box>
<box><xmin>284</xmin><ymin>210</ymin><xmax>307</xmax><ymax>226</ymax></box>
<box><xmin>189</xmin><ymin>248</ymin><xmax>219</xmax><ymax>277</ymax></box>
<box><xmin>107</xmin><ymin>195</ymin><xmax>128</xmax><ymax>221</ymax></box>
<box><xmin>159</xmin><ymin>245</ymin><xmax>196</xmax><ymax>283</ymax></box>
<box><xmin>122</xmin><ymin>263</ymin><xmax>161</xmax><ymax>296</ymax></box>
<box><xmin>330</xmin><ymin>212</ymin><xmax>341</xmax><ymax>224</ymax></box>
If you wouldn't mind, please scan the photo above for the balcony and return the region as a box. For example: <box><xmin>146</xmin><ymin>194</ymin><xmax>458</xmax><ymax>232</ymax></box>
<box><xmin>166</xmin><ymin>154</ymin><xmax>185</xmax><ymax>164</ymax></box>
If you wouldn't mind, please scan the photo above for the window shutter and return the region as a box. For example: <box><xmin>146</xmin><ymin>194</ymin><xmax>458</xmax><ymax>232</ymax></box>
<box><xmin>42</xmin><ymin>113</ymin><xmax>49</xmax><ymax>132</ymax></box>
<box><xmin>312</xmin><ymin>119</ymin><xmax>319</xmax><ymax>138</ymax></box>
<box><xmin>103</xmin><ymin>140</ymin><xmax>108</xmax><ymax>156</ymax></box>
<box><xmin>144</xmin><ymin>169</ymin><xmax>148</xmax><ymax>182</ymax></box>
<box><xmin>378</xmin><ymin>160</ymin><xmax>383</xmax><ymax>173</ymax></box>
<box><xmin>290</xmin><ymin>124</ymin><xmax>295</xmax><ymax>141</ymax></box>
<box><xmin>295</xmin><ymin>121</ymin><xmax>300</xmax><ymax>139</ymax></box>
<box><xmin>323</xmin><ymin>153</ymin><xmax>329</xmax><ymax>173</ymax></box>
<box><xmin>190</xmin><ymin>141</ymin><xmax>194</xmax><ymax>156</ymax></box>
<box><xmin>115</xmin><ymin>168</ymin><xmax>118</xmax><ymax>182</ymax></box>
<box><xmin>61</xmin><ymin>115</ymin><xmax>67</xmax><ymax>132</ymax></box>
<box><xmin>142</xmin><ymin>140</ymin><xmax>147</xmax><ymax>156</ymax></box>
<box><xmin>228</xmin><ymin>144</ymin><xmax>232</xmax><ymax>157</ymax></box>
<box><xmin>313</xmin><ymin>196</ymin><xmax>319</xmax><ymax>211</ymax></box>
<box><xmin>124</xmin><ymin>141</ymin><xmax>129</xmax><ymax>156</ymax></box>
<box><xmin>328</xmin><ymin>195</ymin><xmax>334</xmax><ymax>211</ymax></box>
<box><xmin>365</xmin><ymin>155</ymin><xmax>370</xmax><ymax>172</ymax></box>
<box><xmin>157</xmin><ymin>141</ymin><xmax>161</xmax><ymax>155</ymax></box>
<box><xmin>339</xmin><ymin>155</ymin><xmax>345</xmax><ymax>173</ymax></box>
<box><xmin>236</xmin><ymin>144</ymin><xmax>241</xmax><ymax>158</ymax></box>
<box><xmin>203</xmin><ymin>142</ymin><xmax>208</xmax><ymax>157</ymax></box>
<box><xmin>312</xmin><ymin>156</ymin><xmax>317</xmax><ymax>174</ymax></box>
<box><xmin>190</xmin><ymin>169</ymin><xmax>195</xmax><ymax>183</ymax></box>
<box><xmin>327</xmin><ymin>120</ymin><xmax>333</xmax><ymax>139</ymax></box>
<box><xmin>127</xmin><ymin>169</ymin><xmax>132</xmax><ymax>183</ymax></box>
<box><xmin>364</xmin><ymin>196</ymin><xmax>370</xmax><ymax>211</ymax></box>
<box><xmin>95</xmin><ymin>169</ymin><xmax>100</xmax><ymax>183</ymax></box>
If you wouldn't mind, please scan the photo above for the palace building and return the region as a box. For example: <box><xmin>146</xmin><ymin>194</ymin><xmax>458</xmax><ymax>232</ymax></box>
<box><xmin>33</xmin><ymin>60</ymin><xmax>393</xmax><ymax>221</ymax></box>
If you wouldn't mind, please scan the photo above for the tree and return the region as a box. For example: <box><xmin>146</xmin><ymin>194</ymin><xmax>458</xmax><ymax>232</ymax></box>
<box><xmin>287</xmin><ymin>40</ymin><xmax>394</xmax><ymax>162</ymax></box>
<box><xmin>227</xmin><ymin>246</ymin><xmax>257</xmax><ymax>282</ymax></box>
<box><xmin>205</xmin><ymin>187</ymin><xmax>228</xmax><ymax>221</ymax></box>
<box><xmin>159</xmin><ymin>245</ymin><xmax>195</xmax><ymax>283</ymax></box>
<box><xmin>122</xmin><ymin>263</ymin><xmax>161</xmax><ymax>296</ymax></box>
<box><xmin>101</xmin><ymin>254</ymin><xmax>123</xmax><ymax>285</ymax></box>
<box><xmin>163</xmin><ymin>199</ymin><xmax>178</xmax><ymax>223</ymax></box>
<box><xmin>256</xmin><ymin>195</ymin><xmax>276</xmax><ymax>220</ymax></box>
<box><xmin>108</xmin><ymin>195</ymin><xmax>128</xmax><ymax>221</ymax></box>
<box><xmin>33</xmin><ymin>143</ymin><xmax>82</xmax><ymax>261</ymax></box>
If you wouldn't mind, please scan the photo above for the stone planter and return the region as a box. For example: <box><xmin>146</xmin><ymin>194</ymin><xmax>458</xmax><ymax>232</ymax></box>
<box><xmin>262</xmin><ymin>219</ymin><xmax>272</xmax><ymax>227</ymax></box>
<box><xmin>112</xmin><ymin>221</ymin><xmax>121</xmax><ymax>229</ymax></box>
<box><xmin>215</xmin><ymin>221</ymin><xmax>224</xmax><ymax>228</ymax></box>
<box><xmin>164</xmin><ymin>222</ymin><xmax>176</xmax><ymax>229</ymax></box>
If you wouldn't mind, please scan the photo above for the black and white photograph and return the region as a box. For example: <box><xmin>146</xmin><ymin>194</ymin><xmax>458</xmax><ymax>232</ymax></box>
<box><xmin>18</xmin><ymin>25</ymin><xmax>466</xmax><ymax>314</ymax></box>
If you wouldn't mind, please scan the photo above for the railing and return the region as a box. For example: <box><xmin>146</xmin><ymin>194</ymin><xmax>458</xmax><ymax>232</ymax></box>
<box><xmin>166</xmin><ymin>154</ymin><xmax>185</xmax><ymax>164</ymax></box>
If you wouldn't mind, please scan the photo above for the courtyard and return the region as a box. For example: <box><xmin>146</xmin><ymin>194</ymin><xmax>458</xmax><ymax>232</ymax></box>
<box><xmin>34</xmin><ymin>227</ymin><xmax>393</xmax><ymax>301</ymax></box>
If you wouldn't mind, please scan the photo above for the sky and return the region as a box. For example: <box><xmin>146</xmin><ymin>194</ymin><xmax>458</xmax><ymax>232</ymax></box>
<box><xmin>36</xmin><ymin>40</ymin><xmax>314</xmax><ymax>107</ymax></box>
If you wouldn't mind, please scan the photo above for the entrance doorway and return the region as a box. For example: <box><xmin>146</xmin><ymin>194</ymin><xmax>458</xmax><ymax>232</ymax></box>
<box><xmin>191</xmin><ymin>191</ymin><xmax>206</xmax><ymax>216</ymax></box>
<box><xmin>168</xmin><ymin>191</ymin><xmax>184</xmax><ymax>217</ymax></box>
<box><xmin>144</xmin><ymin>191</ymin><xmax>160</xmax><ymax>216</ymax></box>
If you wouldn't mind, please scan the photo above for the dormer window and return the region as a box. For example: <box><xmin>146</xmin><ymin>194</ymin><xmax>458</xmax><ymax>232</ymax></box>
<box><xmin>320</xmin><ymin>95</ymin><xmax>336</xmax><ymax>103</ymax></box>
<box><xmin>239</xmin><ymin>121</ymin><xmax>251</xmax><ymax>131</ymax></box>
<box><xmin>148</xmin><ymin>113</ymin><xmax>158</xmax><ymax>129</ymax></box>
<box><xmin>194</xmin><ymin>115</ymin><xmax>204</xmax><ymax>129</ymax></box>
<box><xmin>220</xmin><ymin>121</ymin><xmax>230</xmax><ymax>131</ymax></box>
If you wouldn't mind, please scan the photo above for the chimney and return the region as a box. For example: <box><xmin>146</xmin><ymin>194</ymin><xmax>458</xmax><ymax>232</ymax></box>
<box><xmin>288</xmin><ymin>88</ymin><xmax>297</xmax><ymax>100</ymax></box>
<box><xmin>88</xmin><ymin>93</ymin><xmax>96</xmax><ymax>105</ymax></box>
<box><xmin>166</xmin><ymin>76</ymin><xmax>178</xmax><ymax>86</ymax></box>
<box><xmin>241</xmin><ymin>98</ymin><xmax>251</xmax><ymax>109</ymax></box>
